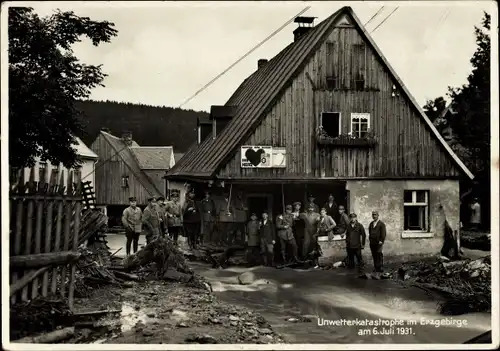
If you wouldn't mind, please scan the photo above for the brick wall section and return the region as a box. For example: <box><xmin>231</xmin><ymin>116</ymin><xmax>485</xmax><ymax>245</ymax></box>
<box><xmin>320</xmin><ymin>179</ymin><xmax>460</xmax><ymax>261</ymax></box>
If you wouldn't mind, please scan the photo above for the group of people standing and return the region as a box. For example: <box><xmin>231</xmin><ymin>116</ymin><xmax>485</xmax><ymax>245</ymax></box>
<box><xmin>245</xmin><ymin>193</ymin><xmax>387</xmax><ymax>274</ymax></box>
<box><xmin>121</xmin><ymin>195</ymin><xmax>183</xmax><ymax>256</ymax></box>
<box><xmin>120</xmin><ymin>191</ymin><xmax>388</xmax><ymax>274</ymax></box>
<box><xmin>245</xmin><ymin>194</ymin><xmax>349</xmax><ymax>268</ymax></box>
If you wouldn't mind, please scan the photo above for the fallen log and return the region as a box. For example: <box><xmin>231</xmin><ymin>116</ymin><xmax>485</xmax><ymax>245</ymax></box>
<box><xmin>10</xmin><ymin>251</ymin><xmax>81</xmax><ymax>269</ymax></box>
<box><xmin>73</xmin><ymin>309</ymin><xmax>122</xmax><ymax>317</ymax></box>
<box><xmin>10</xmin><ymin>266</ymin><xmax>50</xmax><ymax>297</ymax></box>
<box><xmin>163</xmin><ymin>269</ymin><xmax>193</xmax><ymax>283</ymax></box>
<box><xmin>112</xmin><ymin>270</ymin><xmax>140</xmax><ymax>281</ymax></box>
<box><xmin>13</xmin><ymin>327</ymin><xmax>75</xmax><ymax>344</ymax></box>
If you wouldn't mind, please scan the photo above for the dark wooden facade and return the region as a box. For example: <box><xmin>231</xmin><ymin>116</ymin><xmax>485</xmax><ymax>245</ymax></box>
<box><xmin>219</xmin><ymin>13</ymin><xmax>461</xmax><ymax>180</ymax></box>
<box><xmin>91</xmin><ymin>133</ymin><xmax>159</xmax><ymax>205</ymax></box>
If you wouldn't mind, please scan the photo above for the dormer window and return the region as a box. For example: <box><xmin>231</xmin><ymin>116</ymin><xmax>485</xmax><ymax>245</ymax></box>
<box><xmin>320</xmin><ymin>112</ymin><xmax>341</xmax><ymax>137</ymax></box>
<box><xmin>350</xmin><ymin>113</ymin><xmax>370</xmax><ymax>138</ymax></box>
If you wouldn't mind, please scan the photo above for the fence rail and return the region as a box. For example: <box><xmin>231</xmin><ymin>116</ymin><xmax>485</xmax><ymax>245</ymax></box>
<box><xmin>9</xmin><ymin>165</ymin><xmax>83</xmax><ymax>310</ymax></box>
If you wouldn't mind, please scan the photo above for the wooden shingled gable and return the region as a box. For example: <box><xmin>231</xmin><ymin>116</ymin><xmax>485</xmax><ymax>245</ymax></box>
<box><xmin>167</xmin><ymin>6</ymin><xmax>474</xmax><ymax>180</ymax></box>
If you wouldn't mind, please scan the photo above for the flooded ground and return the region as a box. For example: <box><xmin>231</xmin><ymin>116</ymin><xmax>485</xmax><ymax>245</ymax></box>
<box><xmin>97</xmin><ymin>234</ymin><xmax>491</xmax><ymax>344</ymax></box>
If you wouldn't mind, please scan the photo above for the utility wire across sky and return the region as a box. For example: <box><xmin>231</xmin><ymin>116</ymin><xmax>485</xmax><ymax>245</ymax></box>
<box><xmin>371</xmin><ymin>7</ymin><xmax>400</xmax><ymax>34</ymax></box>
<box><xmin>364</xmin><ymin>6</ymin><xmax>385</xmax><ymax>27</ymax></box>
<box><xmin>82</xmin><ymin>7</ymin><xmax>311</xmax><ymax>184</ymax></box>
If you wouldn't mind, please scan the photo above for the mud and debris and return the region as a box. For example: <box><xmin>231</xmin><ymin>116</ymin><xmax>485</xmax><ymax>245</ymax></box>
<box><xmin>392</xmin><ymin>255</ymin><xmax>491</xmax><ymax>315</ymax></box>
<box><xmin>460</xmin><ymin>230</ymin><xmax>491</xmax><ymax>251</ymax></box>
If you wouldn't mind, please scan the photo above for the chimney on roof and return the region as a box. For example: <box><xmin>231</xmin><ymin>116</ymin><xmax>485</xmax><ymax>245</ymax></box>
<box><xmin>122</xmin><ymin>131</ymin><xmax>133</xmax><ymax>146</ymax></box>
<box><xmin>258</xmin><ymin>59</ymin><xmax>268</xmax><ymax>69</ymax></box>
<box><xmin>293</xmin><ymin>16</ymin><xmax>316</xmax><ymax>42</ymax></box>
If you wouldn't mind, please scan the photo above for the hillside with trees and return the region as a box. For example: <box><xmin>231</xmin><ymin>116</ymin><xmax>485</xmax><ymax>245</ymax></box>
<box><xmin>423</xmin><ymin>12</ymin><xmax>491</xmax><ymax>230</ymax></box>
<box><xmin>75</xmin><ymin>100</ymin><xmax>209</xmax><ymax>152</ymax></box>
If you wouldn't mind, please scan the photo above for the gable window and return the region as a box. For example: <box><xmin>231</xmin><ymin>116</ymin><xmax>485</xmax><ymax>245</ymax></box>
<box><xmin>350</xmin><ymin>113</ymin><xmax>370</xmax><ymax>138</ymax></box>
<box><xmin>121</xmin><ymin>175</ymin><xmax>129</xmax><ymax>189</ymax></box>
<box><xmin>74</xmin><ymin>166</ymin><xmax>82</xmax><ymax>184</ymax></box>
<box><xmin>403</xmin><ymin>190</ymin><xmax>430</xmax><ymax>234</ymax></box>
<box><xmin>321</xmin><ymin>112</ymin><xmax>341</xmax><ymax>137</ymax></box>
<box><xmin>39</xmin><ymin>162</ymin><xmax>47</xmax><ymax>181</ymax></box>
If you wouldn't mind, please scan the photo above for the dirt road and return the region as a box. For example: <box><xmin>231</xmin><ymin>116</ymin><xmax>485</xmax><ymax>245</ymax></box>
<box><xmin>103</xmin><ymin>234</ymin><xmax>491</xmax><ymax>344</ymax></box>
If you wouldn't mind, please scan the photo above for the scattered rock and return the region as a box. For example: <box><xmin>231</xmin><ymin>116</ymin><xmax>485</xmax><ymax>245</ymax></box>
<box><xmin>229</xmin><ymin>315</ymin><xmax>240</xmax><ymax>321</ymax></box>
<box><xmin>238</xmin><ymin>272</ymin><xmax>256</xmax><ymax>285</ymax></box>
<box><xmin>209</xmin><ymin>318</ymin><xmax>222</xmax><ymax>324</ymax></box>
<box><xmin>286</xmin><ymin>317</ymin><xmax>299</xmax><ymax>323</ymax></box>
<box><xmin>258</xmin><ymin>328</ymin><xmax>273</xmax><ymax>335</ymax></box>
<box><xmin>146</xmin><ymin>312</ymin><xmax>156</xmax><ymax>318</ymax></box>
<box><xmin>163</xmin><ymin>269</ymin><xmax>193</xmax><ymax>283</ymax></box>
<box><xmin>142</xmin><ymin>329</ymin><xmax>154</xmax><ymax>337</ymax></box>
<box><xmin>230</xmin><ymin>321</ymin><xmax>238</xmax><ymax>327</ymax></box>
<box><xmin>333</xmin><ymin>261</ymin><xmax>344</xmax><ymax>268</ymax></box>
<box><xmin>185</xmin><ymin>333</ymin><xmax>218</xmax><ymax>344</ymax></box>
<box><xmin>177</xmin><ymin>322</ymin><xmax>189</xmax><ymax>328</ymax></box>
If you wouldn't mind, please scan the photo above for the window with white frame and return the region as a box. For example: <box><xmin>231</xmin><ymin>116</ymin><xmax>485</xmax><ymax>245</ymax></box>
<box><xmin>403</xmin><ymin>190</ymin><xmax>429</xmax><ymax>232</ymax></box>
<box><xmin>350</xmin><ymin>113</ymin><xmax>370</xmax><ymax>138</ymax></box>
<box><xmin>321</xmin><ymin>112</ymin><xmax>341</xmax><ymax>137</ymax></box>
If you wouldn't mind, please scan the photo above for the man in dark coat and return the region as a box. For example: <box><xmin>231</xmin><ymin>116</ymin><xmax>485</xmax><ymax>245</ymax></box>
<box><xmin>183</xmin><ymin>191</ymin><xmax>201</xmax><ymax>249</ymax></box>
<box><xmin>333</xmin><ymin>205</ymin><xmax>349</xmax><ymax>235</ymax></box>
<box><xmin>368</xmin><ymin>211</ymin><xmax>386</xmax><ymax>273</ymax></box>
<box><xmin>292</xmin><ymin>201</ymin><xmax>305</xmax><ymax>259</ymax></box>
<box><xmin>276</xmin><ymin>205</ymin><xmax>298</xmax><ymax>263</ymax></box>
<box><xmin>259</xmin><ymin>211</ymin><xmax>275</xmax><ymax>267</ymax></box>
<box><xmin>323</xmin><ymin>194</ymin><xmax>339</xmax><ymax>223</ymax></box>
<box><xmin>306</xmin><ymin>194</ymin><xmax>320</xmax><ymax>213</ymax></box>
<box><xmin>246</xmin><ymin>213</ymin><xmax>260</xmax><ymax>265</ymax></box>
<box><xmin>142</xmin><ymin>197</ymin><xmax>161</xmax><ymax>244</ymax></box>
<box><xmin>345</xmin><ymin>212</ymin><xmax>366</xmax><ymax>274</ymax></box>
<box><xmin>157</xmin><ymin>196</ymin><xmax>168</xmax><ymax>238</ymax></box>
<box><xmin>200</xmin><ymin>190</ymin><xmax>216</xmax><ymax>244</ymax></box>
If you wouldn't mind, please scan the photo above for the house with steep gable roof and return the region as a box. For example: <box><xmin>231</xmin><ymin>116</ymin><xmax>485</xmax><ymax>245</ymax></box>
<box><xmin>166</xmin><ymin>7</ymin><xmax>473</xmax><ymax>258</ymax></box>
<box><xmin>91</xmin><ymin>129</ymin><xmax>176</xmax><ymax>225</ymax></box>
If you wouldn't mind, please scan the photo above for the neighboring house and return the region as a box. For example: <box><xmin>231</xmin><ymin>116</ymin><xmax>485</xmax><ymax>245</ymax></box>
<box><xmin>166</xmin><ymin>7</ymin><xmax>474</xmax><ymax>258</ymax></box>
<box><xmin>90</xmin><ymin>129</ymin><xmax>176</xmax><ymax>225</ymax></box>
<box><xmin>21</xmin><ymin>136</ymin><xmax>98</xmax><ymax>190</ymax></box>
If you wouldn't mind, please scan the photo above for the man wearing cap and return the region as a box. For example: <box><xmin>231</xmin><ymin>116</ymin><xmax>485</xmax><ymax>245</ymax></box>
<box><xmin>345</xmin><ymin>213</ymin><xmax>366</xmax><ymax>274</ymax></box>
<box><xmin>292</xmin><ymin>201</ymin><xmax>305</xmax><ymax>259</ymax></box>
<box><xmin>122</xmin><ymin>197</ymin><xmax>143</xmax><ymax>256</ymax></box>
<box><xmin>368</xmin><ymin>211</ymin><xmax>386</xmax><ymax>273</ymax></box>
<box><xmin>157</xmin><ymin>196</ymin><xmax>168</xmax><ymax>238</ymax></box>
<box><xmin>301</xmin><ymin>203</ymin><xmax>321</xmax><ymax>259</ymax></box>
<box><xmin>246</xmin><ymin>213</ymin><xmax>261</xmax><ymax>265</ymax></box>
<box><xmin>333</xmin><ymin>205</ymin><xmax>349</xmax><ymax>235</ymax></box>
<box><xmin>324</xmin><ymin>194</ymin><xmax>339</xmax><ymax>224</ymax></box>
<box><xmin>165</xmin><ymin>193</ymin><xmax>183</xmax><ymax>245</ymax></box>
<box><xmin>142</xmin><ymin>197</ymin><xmax>161</xmax><ymax>245</ymax></box>
<box><xmin>217</xmin><ymin>191</ymin><xmax>235</xmax><ymax>245</ymax></box>
<box><xmin>183</xmin><ymin>191</ymin><xmax>201</xmax><ymax>249</ymax></box>
<box><xmin>200</xmin><ymin>190</ymin><xmax>216</xmax><ymax>244</ymax></box>
<box><xmin>306</xmin><ymin>194</ymin><xmax>320</xmax><ymax>214</ymax></box>
<box><xmin>259</xmin><ymin>211</ymin><xmax>276</xmax><ymax>267</ymax></box>
<box><xmin>276</xmin><ymin>205</ymin><xmax>299</xmax><ymax>263</ymax></box>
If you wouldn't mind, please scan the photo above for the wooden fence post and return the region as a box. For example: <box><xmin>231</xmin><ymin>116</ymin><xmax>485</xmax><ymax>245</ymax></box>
<box><xmin>42</xmin><ymin>169</ymin><xmax>57</xmax><ymax>296</ymax></box>
<box><xmin>21</xmin><ymin>167</ymin><xmax>36</xmax><ymax>301</ymax></box>
<box><xmin>11</xmin><ymin>170</ymin><xmax>25</xmax><ymax>304</ymax></box>
<box><xmin>68</xmin><ymin>177</ymin><xmax>81</xmax><ymax>310</ymax></box>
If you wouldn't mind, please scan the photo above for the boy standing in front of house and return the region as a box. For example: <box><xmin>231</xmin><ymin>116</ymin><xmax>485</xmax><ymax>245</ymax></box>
<box><xmin>122</xmin><ymin>197</ymin><xmax>142</xmax><ymax>256</ymax></box>
<box><xmin>259</xmin><ymin>211</ymin><xmax>275</xmax><ymax>267</ymax></box>
<box><xmin>368</xmin><ymin>211</ymin><xmax>386</xmax><ymax>273</ymax></box>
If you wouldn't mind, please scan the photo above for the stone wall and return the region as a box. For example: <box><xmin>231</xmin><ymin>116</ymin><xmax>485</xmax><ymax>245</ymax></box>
<box><xmin>320</xmin><ymin>179</ymin><xmax>460</xmax><ymax>261</ymax></box>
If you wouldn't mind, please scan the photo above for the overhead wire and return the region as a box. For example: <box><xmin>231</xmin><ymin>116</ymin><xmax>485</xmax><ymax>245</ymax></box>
<box><xmin>364</xmin><ymin>6</ymin><xmax>385</xmax><ymax>27</ymax></box>
<box><xmin>370</xmin><ymin>6</ymin><xmax>399</xmax><ymax>34</ymax></box>
<box><xmin>81</xmin><ymin>6</ymin><xmax>311</xmax><ymax>184</ymax></box>
<box><xmin>178</xmin><ymin>6</ymin><xmax>311</xmax><ymax>109</ymax></box>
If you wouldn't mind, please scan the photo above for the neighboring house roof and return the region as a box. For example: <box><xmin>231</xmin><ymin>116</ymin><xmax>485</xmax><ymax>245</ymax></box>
<box><xmin>74</xmin><ymin>136</ymin><xmax>98</xmax><ymax>160</ymax></box>
<box><xmin>99</xmin><ymin>131</ymin><xmax>164</xmax><ymax>197</ymax></box>
<box><xmin>174</xmin><ymin>152</ymin><xmax>184</xmax><ymax>163</ymax></box>
<box><xmin>130</xmin><ymin>146</ymin><xmax>174</xmax><ymax>170</ymax></box>
<box><xmin>168</xmin><ymin>6</ymin><xmax>474</xmax><ymax>180</ymax></box>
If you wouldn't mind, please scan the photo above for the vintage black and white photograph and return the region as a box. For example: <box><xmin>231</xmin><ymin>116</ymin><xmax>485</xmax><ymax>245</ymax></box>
<box><xmin>1</xmin><ymin>0</ymin><xmax>498</xmax><ymax>348</ymax></box>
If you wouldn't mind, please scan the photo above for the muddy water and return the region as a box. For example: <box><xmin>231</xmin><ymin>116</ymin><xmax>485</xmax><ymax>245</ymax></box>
<box><xmin>194</xmin><ymin>264</ymin><xmax>491</xmax><ymax>344</ymax></box>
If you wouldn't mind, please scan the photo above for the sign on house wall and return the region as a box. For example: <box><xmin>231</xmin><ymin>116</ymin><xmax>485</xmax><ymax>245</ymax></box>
<box><xmin>240</xmin><ymin>146</ymin><xmax>286</xmax><ymax>168</ymax></box>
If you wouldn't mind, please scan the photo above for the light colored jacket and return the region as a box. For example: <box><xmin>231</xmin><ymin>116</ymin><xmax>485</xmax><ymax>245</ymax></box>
<box><xmin>122</xmin><ymin>206</ymin><xmax>143</xmax><ymax>233</ymax></box>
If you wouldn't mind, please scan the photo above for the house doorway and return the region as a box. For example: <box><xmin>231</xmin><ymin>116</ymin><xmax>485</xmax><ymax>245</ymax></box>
<box><xmin>247</xmin><ymin>194</ymin><xmax>273</xmax><ymax>219</ymax></box>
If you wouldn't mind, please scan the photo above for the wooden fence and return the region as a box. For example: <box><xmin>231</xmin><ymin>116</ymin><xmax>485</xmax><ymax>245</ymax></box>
<box><xmin>9</xmin><ymin>165</ymin><xmax>83</xmax><ymax>310</ymax></box>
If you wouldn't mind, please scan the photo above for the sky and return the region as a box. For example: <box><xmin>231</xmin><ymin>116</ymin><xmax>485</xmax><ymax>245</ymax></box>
<box><xmin>29</xmin><ymin>1</ymin><xmax>494</xmax><ymax>113</ymax></box>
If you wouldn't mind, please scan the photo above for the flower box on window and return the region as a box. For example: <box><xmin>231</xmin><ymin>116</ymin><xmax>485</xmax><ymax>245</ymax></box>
<box><xmin>316</xmin><ymin>127</ymin><xmax>377</xmax><ymax>147</ymax></box>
